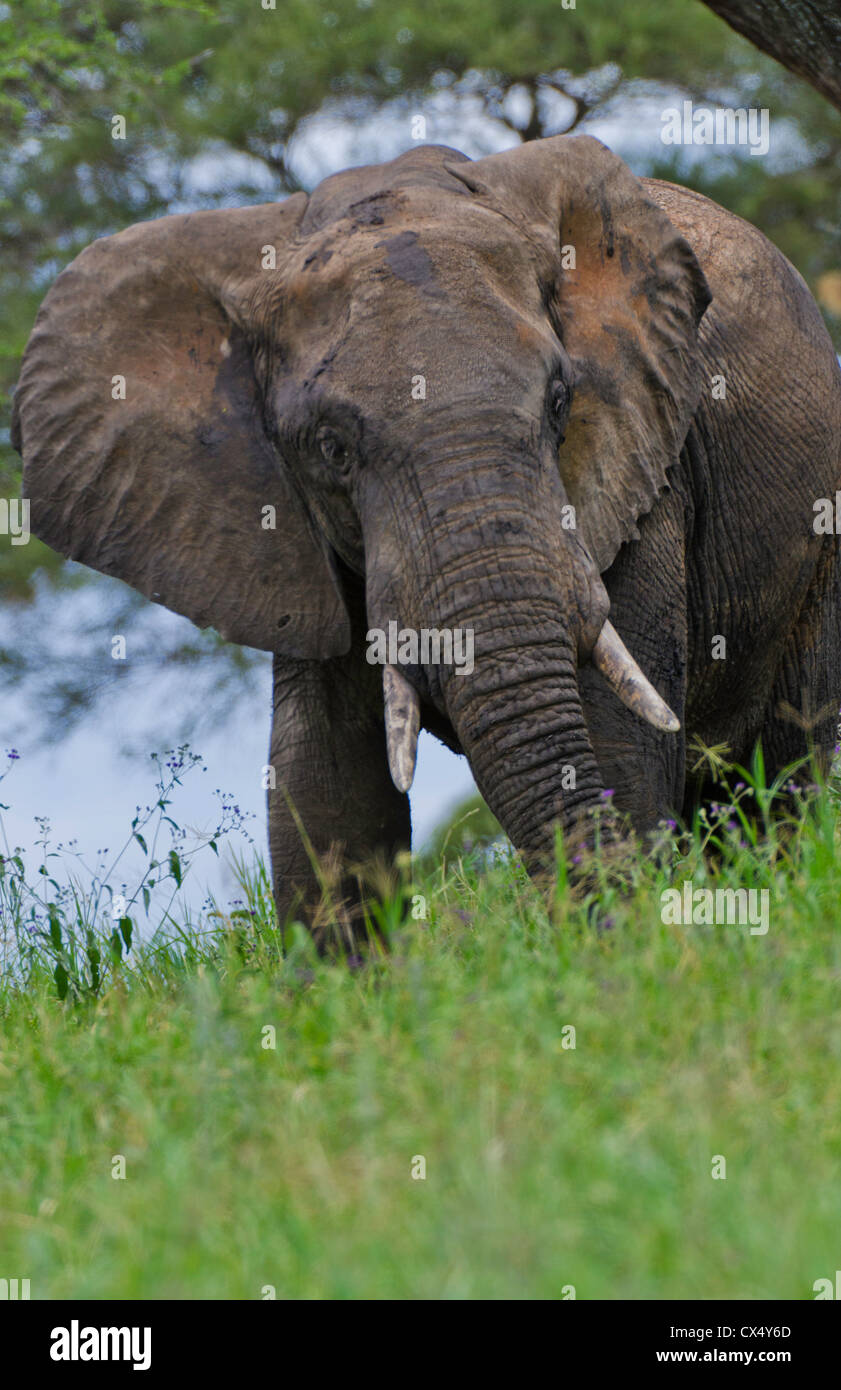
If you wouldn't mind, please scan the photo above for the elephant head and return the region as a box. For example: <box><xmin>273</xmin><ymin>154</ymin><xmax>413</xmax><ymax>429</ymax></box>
<box><xmin>12</xmin><ymin>135</ymin><xmax>710</xmax><ymax>874</ymax></box>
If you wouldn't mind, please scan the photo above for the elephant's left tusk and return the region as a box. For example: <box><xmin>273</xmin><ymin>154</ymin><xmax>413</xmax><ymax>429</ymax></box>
<box><xmin>591</xmin><ymin>620</ymin><xmax>680</xmax><ymax>734</ymax></box>
<box><xmin>383</xmin><ymin>664</ymin><xmax>420</xmax><ymax>793</ymax></box>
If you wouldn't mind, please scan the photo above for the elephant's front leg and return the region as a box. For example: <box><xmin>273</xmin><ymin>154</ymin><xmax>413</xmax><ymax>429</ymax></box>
<box><xmin>578</xmin><ymin>487</ymin><xmax>688</xmax><ymax>837</ymax></box>
<box><xmin>267</xmin><ymin>648</ymin><xmax>410</xmax><ymax>948</ymax></box>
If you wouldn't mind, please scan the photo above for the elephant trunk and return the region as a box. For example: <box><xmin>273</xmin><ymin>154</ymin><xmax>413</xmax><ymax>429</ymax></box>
<box><xmin>434</xmin><ymin>583</ymin><xmax>607</xmax><ymax>865</ymax></box>
<box><xmin>367</xmin><ymin>430</ymin><xmax>678</xmax><ymax>868</ymax></box>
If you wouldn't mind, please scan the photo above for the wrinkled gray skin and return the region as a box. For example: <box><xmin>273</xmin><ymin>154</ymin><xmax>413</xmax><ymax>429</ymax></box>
<box><xmin>12</xmin><ymin>137</ymin><xmax>841</xmax><ymax>942</ymax></box>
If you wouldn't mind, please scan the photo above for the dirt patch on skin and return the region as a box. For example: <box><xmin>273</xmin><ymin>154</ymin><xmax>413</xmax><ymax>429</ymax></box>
<box><xmin>375</xmin><ymin>229</ymin><xmax>446</xmax><ymax>299</ymax></box>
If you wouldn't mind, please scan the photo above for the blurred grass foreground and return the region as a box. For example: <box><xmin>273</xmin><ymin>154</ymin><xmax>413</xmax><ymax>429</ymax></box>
<box><xmin>1</xmin><ymin>746</ymin><xmax>840</xmax><ymax>1299</ymax></box>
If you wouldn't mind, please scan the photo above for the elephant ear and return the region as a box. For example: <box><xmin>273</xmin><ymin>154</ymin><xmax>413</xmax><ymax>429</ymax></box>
<box><xmin>11</xmin><ymin>198</ymin><xmax>350</xmax><ymax>657</ymax></box>
<box><xmin>446</xmin><ymin>135</ymin><xmax>711</xmax><ymax>572</ymax></box>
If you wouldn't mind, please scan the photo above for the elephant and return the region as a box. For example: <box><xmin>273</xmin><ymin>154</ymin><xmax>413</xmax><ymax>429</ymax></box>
<box><xmin>12</xmin><ymin>134</ymin><xmax>841</xmax><ymax>940</ymax></box>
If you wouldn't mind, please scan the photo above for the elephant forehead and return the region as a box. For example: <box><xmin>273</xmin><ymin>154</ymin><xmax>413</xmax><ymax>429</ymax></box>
<box><xmin>286</xmin><ymin>200</ymin><xmax>543</xmax><ymax>313</ymax></box>
<box><xmin>276</xmin><ymin>206</ymin><xmax>559</xmax><ymax>403</ymax></box>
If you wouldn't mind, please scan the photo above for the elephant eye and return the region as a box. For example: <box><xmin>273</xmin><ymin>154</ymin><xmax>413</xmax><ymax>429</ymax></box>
<box><xmin>550</xmin><ymin>378</ymin><xmax>571</xmax><ymax>441</ymax></box>
<box><xmin>316</xmin><ymin>425</ymin><xmax>349</xmax><ymax>471</ymax></box>
<box><xmin>551</xmin><ymin>378</ymin><xmax>570</xmax><ymax>418</ymax></box>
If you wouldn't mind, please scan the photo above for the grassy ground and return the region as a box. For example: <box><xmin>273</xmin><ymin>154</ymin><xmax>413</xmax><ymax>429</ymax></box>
<box><xmin>1</xmin><ymin>752</ymin><xmax>840</xmax><ymax>1299</ymax></box>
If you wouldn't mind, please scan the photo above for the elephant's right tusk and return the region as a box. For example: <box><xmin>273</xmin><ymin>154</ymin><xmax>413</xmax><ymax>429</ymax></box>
<box><xmin>383</xmin><ymin>664</ymin><xmax>420</xmax><ymax>793</ymax></box>
<box><xmin>591</xmin><ymin>620</ymin><xmax>680</xmax><ymax>734</ymax></box>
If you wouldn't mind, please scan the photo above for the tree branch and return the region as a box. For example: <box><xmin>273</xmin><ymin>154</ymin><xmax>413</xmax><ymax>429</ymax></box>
<box><xmin>701</xmin><ymin>0</ymin><xmax>841</xmax><ymax>111</ymax></box>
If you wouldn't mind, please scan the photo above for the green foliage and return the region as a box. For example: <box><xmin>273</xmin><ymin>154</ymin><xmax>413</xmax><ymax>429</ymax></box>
<box><xmin>414</xmin><ymin>789</ymin><xmax>505</xmax><ymax>877</ymax></box>
<box><xmin>1</xmin><ymin>752</ymin><xmax>840</xmax><ymax>1296</ymax></box>
<box><xmin>0</xmin><ymin>743</ymin><xmax>255</xmax><ymax>997</ymax></box>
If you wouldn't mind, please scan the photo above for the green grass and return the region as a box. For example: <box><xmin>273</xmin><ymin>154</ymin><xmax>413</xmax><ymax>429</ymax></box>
<box><xmin>1</xmin><ymin>752</ymin><xmax>840</xmax><ymax>1299</ymax></box>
